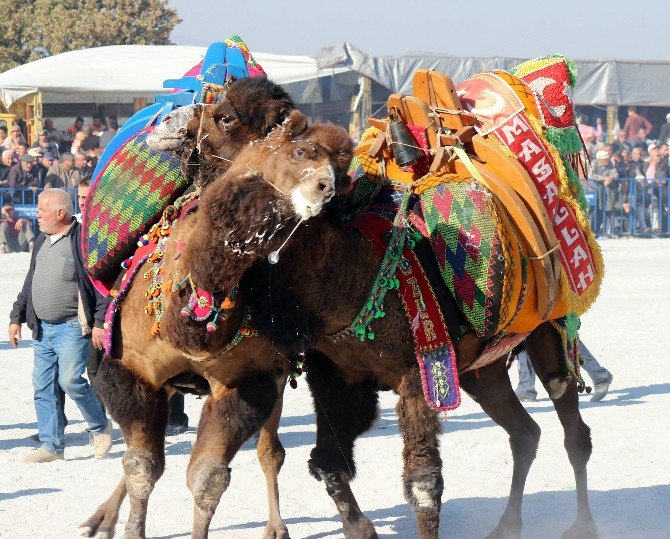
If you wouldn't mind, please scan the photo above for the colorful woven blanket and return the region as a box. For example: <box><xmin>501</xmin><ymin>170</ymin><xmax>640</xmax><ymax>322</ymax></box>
<box><xmin>83</xmin><ymin>129</ymin><xmax>190</xmax><ymax>281</ymax></box>
<box><xmin>350</xmin><ymin>210</ymin><xmax>460</xmax><ymax>411</ymax></box>
<box><xmin>348</xmin><ymin>54</ymin><xmax>603</xmax><ymax>340</ymax></box>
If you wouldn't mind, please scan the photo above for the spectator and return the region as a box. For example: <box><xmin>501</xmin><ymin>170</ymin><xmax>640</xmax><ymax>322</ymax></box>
<box><xmin>659</xmin><ymin>113</ymin><xmax>670</xmax><ymax>145</ymax></box>
<box><xmin>629</xmin><ymin>128</ymin><xmax>650</xmax><ymax>154</ymax></box>
<box><xmin>166</xmin><ymin>393</ymin><xmax>189</xmax><ymax>436</ymax></box>
<box><xmin>70</xmin><ymin>131</ymin><xmax>87</xmax><ymax>155</ymax></box>
<box><xmin>582</xmin><ymin>131</ymin><xmax>598</xmax><ymax>160</ymax></box>
<box><xmin>577</xmin><ymin>114</ymin><xmax>602</xmax><ymax>142</ymax></box>
<box><xmin>80</xmin><ymin>135</ymin><xmax>101</xmax><ymax>173</ymax></box>
<box><xmin>43</xmin><ymin>118</ymin><xmax>62</xmax><ymax>145</ymax></box>
<box><xmin>65</xmin><ymin>117</ymin><xmax>84</xmax><ymax>139</ymax></box>
<box><xmin>2</xmin><ymin>125</ymin><xmax>26</xmax><ymax>150</ymax></box>
<box><xmin>611</xmin><ymin>130</ymin><xmax>632</xmax><ymax>155</ymax></box>
<box><xmin>86</xmin><ymin>116</ymin><xmax>106</xmax><ymax>136</ymax></box>
<box><xmin>46</xmin><ymin>153</ymin><xmax>81</xmax><ymax>189</ymax></box>
<box><xmin>643</xmin><ymin>148</ymin><xmax>669</xmax><ymax>233</ymax></box>
<box><xmin>35</xmin><ymin>152</ymin><xmax>55</xmax><ymax>186</ymax></box>
<box><xmin>8</xmin><ymin>154</ymin><xmax>41</xmax><ymax>202</ymax></box>
<box><xmin>99</xmin><ymin>116</ymin><xmax>118</xmax><ymax>149</ymax></box>
<box><xmin>8</xmin><ymin>188</ymin><xmax>113</xmax><ymax>462</ymax></box>
<box><xmin>589</xmin><ymin>149</ymin><xmax>618</xmax><ymax>236</ymax></box>
<box><xmin>616</xmin><ymin>149</ymin><xmax>636</xmax><ymax>178</ymax></box>
<box><xmin>14</xmin><ymin>143</ymin><xmax>28</xmax><ymax>164</ymax></box>
<box><xmin>74</xmin><ymin>177</ymin><xmax>90</xmax><ymax>222</ymax></box>
<box><xmin>74</xmin><ymin>151</ymin><xmax>88</xmax><ymax>172</ymax></box>
<box><xmin>515</xmin><ymin>340</ymin><xmax>613</xmax><ymax>402</ymax></box>
<box><xmin>32</xmin><ymin>129</ymin><xmax>59</xmax><ymax>157</ymax></box>
<box><xmin>659</xmin><ymin>143</ymin><xmax>669</xmax><ymax>166</ymax></box>
<box><xmin>622</xmin><ymin>107</ymin><xmax>653</xmax><ymax>142</ymax></box>
<box><xmin>0</xmin><ymin>149</ymin><xmax>13</xmax><ymax>188</ymax></box>
<box><xmin>0</xmin><ymin>203</ymin><xmax>35</xmax><ymax>253</ymax></box>
<box><xmin>0</xmin><ymin>126</ymin><xmax>7</xmax><ymax>146</ymax></box>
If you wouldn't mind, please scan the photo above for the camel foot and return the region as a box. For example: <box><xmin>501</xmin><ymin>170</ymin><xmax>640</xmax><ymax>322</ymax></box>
<box><xmin>562</xmin><ymin>518</ymin><xmax>598</xmax><ymax>539</ymax></box>
<box><xmin>485</xmin><ymin>514</ymin><xmax>522</xmax><ymax>539</ymax></box>
<box><xmin>79</xmin><ymin>506</ymin><xmax>119</xmax><ymax>538</ymax></box>
<box><xmin>262</xmin><ymin>522</ymin><xmax>290</xmax><ymax>539</ymax></box>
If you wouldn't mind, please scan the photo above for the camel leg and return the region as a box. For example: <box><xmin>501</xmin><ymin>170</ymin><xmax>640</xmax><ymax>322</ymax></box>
<box><xmin>79</xmin><ymin>478</ymin><xmax>127</xmax><ymax>538</ymax></box>
<box><xmin>525</xmin><ymin>324</ymin><xmax>597</xmax><ymax>539</ymax></box>
<box><xmin>91</xmin><ymin>357</ymin><xmax>170</xmax><ymax>539</ymax></box>
<box><xmin>257</xmin><ymin>377</ymin><xmax>290</xmax><ymax>539</ymax></box>
<box><xmin>305</xmin><ymin>352</ymin><xmax>379</xmax><ymax>539</ymax></box>
<box><xmin>396</xmin><ymin>371</ymin><xmax>444</xmax><ymax>539</ymax></box>
<box><xmin>188</xmin><ymin>373</ymin><xmax>278</xmax><ymax>539</ymax></box>
<box><xmin>459</xmin><ymin>359</ymin><xmax>541</xmax><ymax>539</ymax></box>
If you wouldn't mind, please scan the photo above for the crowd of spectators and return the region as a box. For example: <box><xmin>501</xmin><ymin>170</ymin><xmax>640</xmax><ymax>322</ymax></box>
<box><xmin>582</xmin><ymin>107</ymin><xmax>669</xmax><ymax>236</ymax></box>
<box><xmin>0</xmin><ymin>114</ymin><xmax>120</xmax><ymax>252</ymax></box>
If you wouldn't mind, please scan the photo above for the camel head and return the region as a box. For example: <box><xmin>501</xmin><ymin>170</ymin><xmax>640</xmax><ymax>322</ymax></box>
<box><xmin>147</xmin><ymin>77</ymin><xmax>295</xmax><ymax>184</ymax></box>
<box><xmin>224</xmin><ymin>109</ymin><xmax>354</xmax><ymax>220</ymax></box>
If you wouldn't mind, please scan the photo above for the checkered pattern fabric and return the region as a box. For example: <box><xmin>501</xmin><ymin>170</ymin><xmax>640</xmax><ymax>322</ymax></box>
<box><xmin>82</xmin><ymin>129</ymin><xmax>190</xmax><ymax>280</ymax></box>
<box><xmin>420</xmin><ymin>181</ymin><xmax>508</xmax><ymax>338</ymax></box>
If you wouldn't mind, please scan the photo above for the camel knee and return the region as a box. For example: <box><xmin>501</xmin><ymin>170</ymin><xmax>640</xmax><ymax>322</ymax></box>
<box><xmin>123</xmin><ymin>450</ymin><xmax>161</xmax><ymax>502</ymax></box>
<box><xmin>403</xmin><ymin>469</ymin><xmax>443</xmax><ymax>512</ymax></box>
<box><xmin>510</xmin><ymin>421</ymin><xmax>541</xmax><ymax>463</ymax></box>
<box><xmin>188</xmin><ymin>456</ymin><xmax>231</xmax><ymax>516</ymax></box>
<box><xmin>565</xmin><ymin>422</ymin><xmax>592</xmax><ymax>467</ymax></box>
<box><xmin>258</xmin><ymin>435</ymin><xmax>286</xmax><ymax>474</ymax></box>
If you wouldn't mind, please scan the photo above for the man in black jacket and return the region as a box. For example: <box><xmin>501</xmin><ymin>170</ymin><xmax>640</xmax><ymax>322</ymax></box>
<box><xmin>8</xmin><ymin>188</ymin><xmax>113</xmax><ymax>462</ymax></box>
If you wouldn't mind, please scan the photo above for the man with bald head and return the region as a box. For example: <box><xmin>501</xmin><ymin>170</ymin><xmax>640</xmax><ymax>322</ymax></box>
<box><xmin>9</xmin><ymin>189</ymin><xmax>113</xmax><ymax>462</ymax></box>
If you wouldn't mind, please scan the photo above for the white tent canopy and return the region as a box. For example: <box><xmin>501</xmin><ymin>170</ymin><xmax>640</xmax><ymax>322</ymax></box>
<box><xmin>0</xmin><ymin>45</ymin><xmax>349</xmax><ymax>107</ymax></box>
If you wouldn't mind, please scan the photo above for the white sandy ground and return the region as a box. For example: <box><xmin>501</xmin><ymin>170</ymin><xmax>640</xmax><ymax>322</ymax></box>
<box><xmin>0</xmin><ymin>238</ymin><xmax>668</xmax><ymax>539</ymax></box>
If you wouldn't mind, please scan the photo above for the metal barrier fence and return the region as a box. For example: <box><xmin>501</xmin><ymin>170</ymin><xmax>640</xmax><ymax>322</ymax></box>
<box><xmin>2</xmin><ymin>180</ymin><xmax>669</xmax><ymax>238</ymax></box>
<box><xmin>585</xmin><ymin>178</ymin><xmax>669</xmax><ymax>237</ymax></box>
<box><xmin>1</xmin><ymin>187</ymin><xmax>81</xmax><ymax>228</ymax></box>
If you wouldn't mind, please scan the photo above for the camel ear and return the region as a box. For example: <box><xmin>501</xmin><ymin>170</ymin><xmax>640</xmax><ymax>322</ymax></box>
<box><xmin>284</xmin><ymin>110</ymin><xmax>309</xmax><ymax>137</ymax></box>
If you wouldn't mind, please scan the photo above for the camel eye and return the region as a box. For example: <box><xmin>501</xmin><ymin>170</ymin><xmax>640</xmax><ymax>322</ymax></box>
<box><xmin>294</xmin><ymin>147</ymin><xmax>305</xmax><ymax>158</ymax></box>
<box><xmin>219</xmin><ymin>115</ymin><xmax>235</xmax><ymax>126</ymax></box>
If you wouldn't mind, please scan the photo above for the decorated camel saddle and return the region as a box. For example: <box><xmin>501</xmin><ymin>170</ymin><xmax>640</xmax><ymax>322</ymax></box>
<box><xmin>82</xmin><ymin>36</ymin><xmax>264</xmax><ymax>283</ymax></box>
<box><xmin>345</xmin><ymin>54</ymin><xmax>603</xmax><ymax>410</ymax></box>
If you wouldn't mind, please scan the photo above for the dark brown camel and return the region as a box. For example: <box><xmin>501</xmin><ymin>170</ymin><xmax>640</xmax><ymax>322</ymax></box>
<box><xmin>136</xmin><ymin>104</ymin><xmax>597</xmax><ymax>539</ymax></box>
<box><xmin>239</xmin><ymin>205</ymin><xmax>597</xmax><ymax>539</ymax></box>
<box><xmin>80</xmin><ymin>101</ymin><xmax>354</xmax><ymax>539</ymax></box>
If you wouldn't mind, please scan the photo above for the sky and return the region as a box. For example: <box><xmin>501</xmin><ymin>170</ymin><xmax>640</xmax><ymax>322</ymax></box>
<box><xmin>168</xmin><ymin>0</ymin><xmax>669</xmax><ymax>60</ymax></box>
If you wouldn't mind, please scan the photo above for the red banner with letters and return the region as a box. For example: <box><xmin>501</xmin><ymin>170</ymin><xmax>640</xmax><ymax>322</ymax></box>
<box><xmin>456</xmin><ymin>73</ymin><xmax>596</xmax><ymax>296</ymax></box>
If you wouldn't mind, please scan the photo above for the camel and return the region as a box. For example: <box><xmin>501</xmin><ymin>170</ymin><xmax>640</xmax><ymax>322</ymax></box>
<box><xmin>167</xmin><ymin>113</ymin><xmax>597</xmax><ymax>537</ymax></box>
<box><xmin>80</xmin><ymin>97</ymin><xmax>354</xmax><ymax>539</ymax></box>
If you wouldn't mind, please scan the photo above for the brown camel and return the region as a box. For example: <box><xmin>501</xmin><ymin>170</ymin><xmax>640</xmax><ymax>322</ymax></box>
<box><xmin>154</xmin><ymin>105</ymin><xmax>598</xmax><ymax>538</ymax></box>
<box><xmin>80</xmin><ymin>102</ymin><xmax>354</xmax><ymax>539</ymax></box>
<box><xmin>238</xmin><ymin>205</ymin><xmax>597</xmax><ymax>539</ymax></box>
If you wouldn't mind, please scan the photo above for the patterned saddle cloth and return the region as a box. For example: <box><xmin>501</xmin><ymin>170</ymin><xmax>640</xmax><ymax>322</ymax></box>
<box><xmin>82</xmin><ymin>128</ymin><xmax>190</xmax><ymax>281</ymax></box>
<box><xmin>347</xmin><ymin>54</ymin><xmax>604</xmax><ymax>337</ymax></box>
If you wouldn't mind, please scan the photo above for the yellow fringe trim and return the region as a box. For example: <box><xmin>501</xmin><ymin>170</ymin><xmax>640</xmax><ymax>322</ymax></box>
<box><xmin>524</xmin><ymin>114</ymin><xmax>604</xmax><ymax>315</ymax></box>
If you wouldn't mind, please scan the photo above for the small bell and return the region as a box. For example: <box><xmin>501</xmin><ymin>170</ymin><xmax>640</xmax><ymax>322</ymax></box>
<box><xmin>388</xmin><ymin>107</ymin><xmax>424</xmax><ymax>167</ymax></box>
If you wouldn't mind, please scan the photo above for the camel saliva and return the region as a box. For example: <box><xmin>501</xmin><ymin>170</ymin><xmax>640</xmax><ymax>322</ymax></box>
<box><xmin>81</xmin><ymin>108</ymin><xmax>354</xmax><ymax>539</ymax></box>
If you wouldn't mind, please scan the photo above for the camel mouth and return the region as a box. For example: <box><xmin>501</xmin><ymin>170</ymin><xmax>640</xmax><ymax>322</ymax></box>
<box><xmin>290</xmin><ymin>189</ymin><xmax>325</xmax><ymax>220</ymax></box>
<box><xmin>147</xmin><ymin>104</ymin><xmax>199</xmax><ymax>151</ymax></box>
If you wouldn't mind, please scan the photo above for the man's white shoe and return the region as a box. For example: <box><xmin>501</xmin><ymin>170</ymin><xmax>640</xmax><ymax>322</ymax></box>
<box><xmin>92</xmin><ymin>421</ymin><xmax>113</xmax><ymax>459</ymax></box>
<box><xmin>22</xmin><ymin>448</ymin><xmax>64</xmax><ymax>463</ymax></box>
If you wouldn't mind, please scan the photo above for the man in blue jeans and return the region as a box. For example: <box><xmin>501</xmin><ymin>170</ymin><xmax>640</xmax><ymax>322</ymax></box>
<box><xmin>515</xmin><ymin>339</ymin><xmax>613</xmax><ymax>402</ymax></box>
<box><xmin>8</xmin><ymin>188</ymin><xmax>113</xmax><ymax>462</ymax></box>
